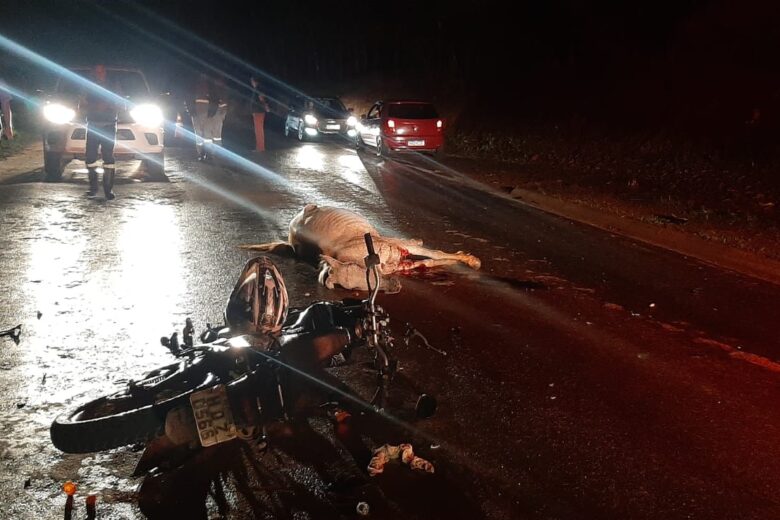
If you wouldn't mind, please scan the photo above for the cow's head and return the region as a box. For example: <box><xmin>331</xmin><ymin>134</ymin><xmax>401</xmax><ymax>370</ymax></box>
<box><xmin>318</xmin><ymin>255</ymin><xmax>402</xmax><ymax>293</ymax></box>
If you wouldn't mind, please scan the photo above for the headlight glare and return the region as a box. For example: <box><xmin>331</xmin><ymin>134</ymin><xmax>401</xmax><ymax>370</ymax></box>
<box><xmin>304</xmin><ymin>114</ymin><xmax>318</xmax><ymax>125</ymax></box>
<box><xmin>43</xmin><ymin>103</ymin><xmax>75</xmax><ymax>125</ymax></box>
<box><xmin>130</xmin><ymin>104</ymin><xmax>164</xmax><ymax>127</ymax></box>
<box><xmin>347</xmin><ymin>115</ymin><xmax>357</xmax><ymax>126</ymax></box>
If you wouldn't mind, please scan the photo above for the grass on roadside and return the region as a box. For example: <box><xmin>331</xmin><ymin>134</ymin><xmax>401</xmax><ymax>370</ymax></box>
<box><xmin>0</xmin><ymin>130</ymin><xmax>36</xmax><ymax>160</ymax></box>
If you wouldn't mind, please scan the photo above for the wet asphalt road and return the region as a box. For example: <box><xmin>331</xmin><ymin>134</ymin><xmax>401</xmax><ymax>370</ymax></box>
<box><xmin>1</xmin><ymin>131</ymin><xmax>780</xmax><ymax>519</ymax></box>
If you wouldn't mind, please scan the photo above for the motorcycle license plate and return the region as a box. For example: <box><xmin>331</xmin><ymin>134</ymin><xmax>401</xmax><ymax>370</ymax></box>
<box><xmin>326</xmin><ymin>124</ymin><xmax>340</xmax><ymax>130</ymax></box>
<box><xmin>190</xmin><ymin>385</ymin><xmax>237</xmax><ymax>447</ymax></box>
<box><xmin>408</xmin><ymin>139</ymin><xmax>425</xmax><ymax>146</ymax></box>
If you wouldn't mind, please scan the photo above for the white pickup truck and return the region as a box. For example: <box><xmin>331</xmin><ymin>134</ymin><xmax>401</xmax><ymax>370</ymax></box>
<box><xmin>41</xmin><ymin>67</ymin><xmax>165</xmax><ymax>181</ymax></box>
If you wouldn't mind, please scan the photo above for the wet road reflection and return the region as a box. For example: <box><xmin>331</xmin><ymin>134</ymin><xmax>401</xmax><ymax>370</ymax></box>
<box><xmin>117</xmin><ymin>201</ymin><xmax>186</xmax><ymax>335</ymax></box>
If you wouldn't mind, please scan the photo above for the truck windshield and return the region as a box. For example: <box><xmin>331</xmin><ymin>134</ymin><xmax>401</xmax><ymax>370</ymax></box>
<box><xmin>58</xmin><ymin>70</ymin><xmax>150</xmax><ymax>99</ymax></box>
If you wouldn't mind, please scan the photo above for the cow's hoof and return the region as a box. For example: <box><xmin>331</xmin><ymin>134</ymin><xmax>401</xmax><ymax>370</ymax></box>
<box><xmin>464</xmin><ymin>255</ymin><xmax>481</xmax><ymax>270</ymax></box>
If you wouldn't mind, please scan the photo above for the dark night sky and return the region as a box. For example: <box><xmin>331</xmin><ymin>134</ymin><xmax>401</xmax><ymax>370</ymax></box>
<box><xmin>0</xmin><ymin>0</ymin><xmax>715</xmax><ymax>85</ymax></box>
<box><xmin>2</xmin><ymin>0</ymin><xmax>780</xmax><ymax>139</ymax></box>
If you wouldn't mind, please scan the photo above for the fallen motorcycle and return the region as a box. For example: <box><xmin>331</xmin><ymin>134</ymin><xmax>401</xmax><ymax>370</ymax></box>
<box><xmin>50</xmin><ymin>235</ymin><xmax>436</xmax><ymax>455</ymax></box>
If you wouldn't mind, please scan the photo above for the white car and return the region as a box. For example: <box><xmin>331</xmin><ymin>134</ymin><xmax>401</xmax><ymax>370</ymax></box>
<box><xmin>41</xmin><ymin>67</ymin><xmax>165</xmax><ymax>181</ymax></box>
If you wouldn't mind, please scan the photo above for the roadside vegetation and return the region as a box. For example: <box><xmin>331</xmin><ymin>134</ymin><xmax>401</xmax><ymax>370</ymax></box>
<box><xmin>0</xmin><ymin>102</ymin><xmax>37</xmax><ymax>160</ymax></box>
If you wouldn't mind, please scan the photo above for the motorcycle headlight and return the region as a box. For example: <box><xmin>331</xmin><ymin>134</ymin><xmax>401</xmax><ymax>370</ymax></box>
<box><xmin>347</xmin><ymin>115</ymin><xmax>357</xmax><ymax>127</ymax></box>
<box><xmin>304</xmin><ymin>113</ymin><xmax>318</xmax><ymax>126</ymax></box>
<box><xmin>130</xmin><ymin>103</ymin><xmax>164</xmax><ymax>127</ymax></box>
<box><xmin>43</xmin><ymin>103</ymin><xmax>75</xmax><ymax>125</ymax></box>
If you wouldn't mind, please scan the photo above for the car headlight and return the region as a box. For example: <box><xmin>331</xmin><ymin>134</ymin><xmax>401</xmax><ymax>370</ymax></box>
<box><xmin>347</xmin><ymin>115</ymin><xmax>357</xmax><ymax>127</ymax></box>
<box><xmin>43</xmin><ymin>103</ymin><xmax>76</xmax><ymax>125</ymax></box>
<box><xmin>304</xmin><ymin>113</ymin><xmax>318</xmax><ymax>126</ymax></box>
<box><xmin>130</xmin><ymin>103</ymin><xmax>164</xmax><ymax>127</ymax></box>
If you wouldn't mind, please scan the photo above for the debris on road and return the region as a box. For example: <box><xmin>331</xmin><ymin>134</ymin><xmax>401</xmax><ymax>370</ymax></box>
<box><xmin>404</xmin><ymin>323</ymin><xmax>447</xmax><ymax>356</ymax></box>
<box><xmin>0</xmin><ymin>324</ymin><xmax>21</xmax><ymax>345</ymax></box>
<box><xmin>654</xmin><ymin>214</ymin><xmax>688</xmax><ymax>225</ymax></box>
<box><xmin>86</xmin><ymin>494</ymin><xmax>97</xmax><ymax>519</ymax></box>
<box><xmin>367</xmin><ymin>443</ymin><xmax>435</xmax><ymax>476</ymax></box>
<box><xmin>63</xmin><ymin>481</ymin><xmax>77</xmax><ymax>495</ymax></box>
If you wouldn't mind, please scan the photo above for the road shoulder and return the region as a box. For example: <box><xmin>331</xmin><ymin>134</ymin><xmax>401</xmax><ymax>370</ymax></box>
<box><xmin>442</xmin><ymin>155</ymin><xmax>780</xmax><ymax>287</ymax></box>
<box><xmin>0</xmin><ymin>141</ymin><xmax>42</xmax><ymax>183</ymax></box>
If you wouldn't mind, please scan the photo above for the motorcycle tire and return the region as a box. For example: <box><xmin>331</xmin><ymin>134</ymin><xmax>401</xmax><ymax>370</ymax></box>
<box><xmin>50</xmin><ymin>359</ymin><xmax>215</xmax><ymax>454</ymax></box>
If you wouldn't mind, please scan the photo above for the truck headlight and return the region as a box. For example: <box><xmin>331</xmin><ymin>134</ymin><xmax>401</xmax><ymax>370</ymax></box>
<box><xmin>347</xmin><ymin>115</ymin><xmax>357</xmax><ymax>127</ymax></box>
<box><xmin>43</xmin><ymin>103</ymin><xmax>76</xmax><ymax>125</ymax></box>
<box><xmin>130</xmin><ymin>104</ymin><xmax>164</xmax><ymax>127</ymax></box>
<box><xmin>304</xmin><ymin>113</ymin><xmax>318</xmax><ymax>126</ymax></box>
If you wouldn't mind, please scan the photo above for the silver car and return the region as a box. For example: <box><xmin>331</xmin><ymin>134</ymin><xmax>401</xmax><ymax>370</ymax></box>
<box><xmin>284</xmin><ymin>96</ymin><xmax>357</xmax><ymax>141</ymax></box>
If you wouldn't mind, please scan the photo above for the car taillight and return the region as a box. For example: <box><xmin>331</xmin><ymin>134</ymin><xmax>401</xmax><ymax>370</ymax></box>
<box><xmin>387</xmin><ymin>119</ymin><xmax>395</xmax><ymax>128</ymax></box>
<box><xmin>436</xmin><ymin>120</ymin><xmax>443</xmax><ymax>129</ymax></box>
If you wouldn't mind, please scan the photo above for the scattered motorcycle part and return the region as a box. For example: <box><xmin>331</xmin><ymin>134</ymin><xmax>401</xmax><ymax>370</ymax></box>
<box><xmin>0</xmin><ymin>324</ymin><xmax>22</xmax><ymax>345</ymax></box>
<box><xmin>86</xmin><ymin>494</ymin><xmax>97</xmax><ymax>520</ymax></box>
<box><xmin>356</xmin><ymin>502</ymin><xmax>370</xmax><ymax>516</ymax></box>
<box><xmin>415</xmin><ymin>393</ymin><xmax>438</xmax><ymax>419</ymax></box>
<box><xmin>403</xmin><ymin>323</ymin><xmax>447</xmax><ymax>356</ymax></box>
<box><xmin>183</xmin><ymin>318</ymin><xmax>195</xmax><ymax>348</ymax></box>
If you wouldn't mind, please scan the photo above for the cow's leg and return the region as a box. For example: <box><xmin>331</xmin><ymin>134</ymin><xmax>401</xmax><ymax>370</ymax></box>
<box><xmin>400</xmin><ymin>244</ymin><xmax>481</xmax><ymax>270</ymax></box>
<box><xmin>238</xmin><ymin>241</ymin><xmax>296</xmax><ymax>256</ymax></box>
<box><xmin>401</xmin><ymin>258</ymin><xmax>464</xmax><ymax>270</ymax></box>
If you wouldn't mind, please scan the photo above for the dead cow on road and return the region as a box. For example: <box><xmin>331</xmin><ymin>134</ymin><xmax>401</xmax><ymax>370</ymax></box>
<box><xmin>240</xmin><ymin>204</ymin><xmax>481</xmax><ymax>292</ymax></box>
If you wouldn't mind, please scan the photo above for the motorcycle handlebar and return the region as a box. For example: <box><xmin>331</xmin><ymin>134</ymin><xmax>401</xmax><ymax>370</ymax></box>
<box><xmin>364</xmin><ymin>233</ymin><xmax>376</xmax><ymax>256</ymax></box>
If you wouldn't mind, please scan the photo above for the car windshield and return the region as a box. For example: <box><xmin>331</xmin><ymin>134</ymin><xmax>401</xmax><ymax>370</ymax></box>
<box><xmin>57</xmin><ymin>70</ymin><xmax>149</xmax><ymax>99</ymax></box>
<box><xmin>386</xmin><ymin>103</ymin><xmax>438</xmax><ymax>119</ymax></box>
<box><xmin>315</xmin><ymin>98</ymin><xmax>347</xmax><ymax>117</ymax></box>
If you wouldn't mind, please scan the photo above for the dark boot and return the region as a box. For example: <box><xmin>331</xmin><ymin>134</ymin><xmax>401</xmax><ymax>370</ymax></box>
<box><xmin>102</xmin><ymin>167</ymin><xmax>116</xmax><ymax>200</ymax></box>
<box><xmin>86</xmin><ymin>168</ymin><xmax>99</xmax><ymax>197</ymax></box>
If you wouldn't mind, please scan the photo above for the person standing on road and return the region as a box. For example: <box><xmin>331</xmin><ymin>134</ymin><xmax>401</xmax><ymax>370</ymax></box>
<box><xmin>81</xmin><ymin>65</ymin><xmax>119</xmax><ymax>200</ymax></box>
<box><xmin>0</xmin><ymin>77</ymin><xmax>13</xmax><ymax>141</ymax></box>
<box><xmin>190</xmin><ymin>75</ymin><xmax>227</xmax><ymax>161</ymax></box>
<box><xmin>190</xmin><ymin>75</ymin><xmax>210</xmax><ymax>161</ymax></box>
<box><xmin>250</xmin><ymin>76</ymin><xmax>269</xmax><ymax>152</ymax></box>
<box><xmin>206</xmin><ymin>77</ymin><xmax>228</xmax><ymax>156</ymax></box>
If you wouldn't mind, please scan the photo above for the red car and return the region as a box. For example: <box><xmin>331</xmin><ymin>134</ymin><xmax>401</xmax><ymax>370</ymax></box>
<box><xmin>355</xmin><ymin>100</ymin><xmax>444</xmax><ymax>156</ymax></box>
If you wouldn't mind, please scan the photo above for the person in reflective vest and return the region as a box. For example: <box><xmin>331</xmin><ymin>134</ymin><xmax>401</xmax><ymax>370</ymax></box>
<box><xmin>190</xmin><ymin>75</ymin><xmax>228</xmax><ymax>161</ymax></box>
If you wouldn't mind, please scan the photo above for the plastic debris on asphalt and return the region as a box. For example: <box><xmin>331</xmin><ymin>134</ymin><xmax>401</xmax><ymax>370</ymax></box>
<box><xmin>0</xmin><ymin>324</ymin><xmax>21</xmax><ymax>345</ymax></box>
<box><xmin>367</xmin><ymin>443</ymin><xmax>435</xmax><ymax>476</ymax></box>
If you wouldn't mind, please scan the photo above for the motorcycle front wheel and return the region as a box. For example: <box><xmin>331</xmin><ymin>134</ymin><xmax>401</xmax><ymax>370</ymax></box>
<box><xmin>50</xmin><ymin>359</ymin><xmax>216</xmax><ymax>453</ymax></box>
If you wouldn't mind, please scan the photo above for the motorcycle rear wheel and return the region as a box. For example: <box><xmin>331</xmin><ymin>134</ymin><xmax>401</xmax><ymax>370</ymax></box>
<box><xmin>50</xmin><ymin>359</ymin><xmax>215</xmax><ymax>453</ymax></box>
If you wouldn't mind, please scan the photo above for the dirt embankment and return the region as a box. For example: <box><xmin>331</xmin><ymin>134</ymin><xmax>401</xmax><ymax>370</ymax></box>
<box><xmin>441</xmin><ymin>132</ymin><xmax>780</xmax><ymax>262</ymax></box>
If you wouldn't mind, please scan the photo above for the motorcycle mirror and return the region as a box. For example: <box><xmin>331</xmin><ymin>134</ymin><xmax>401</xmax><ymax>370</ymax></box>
<box><xmin>415</xmin><ymin>393</ymin><xmax>437</xmax><ymax>419</ymax></box>
<box><xmin>160</xmin><ymin>336</ymin><xmax>170</xmax><ymax>348</ymax></box>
